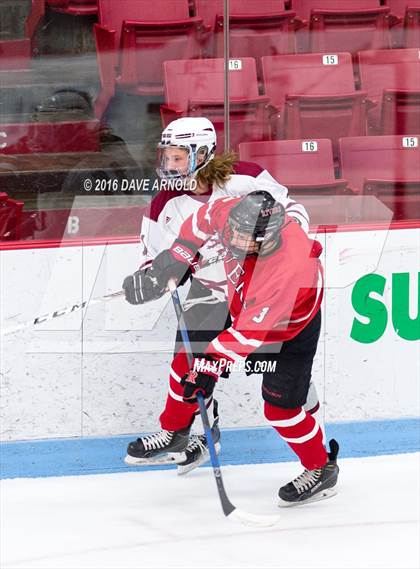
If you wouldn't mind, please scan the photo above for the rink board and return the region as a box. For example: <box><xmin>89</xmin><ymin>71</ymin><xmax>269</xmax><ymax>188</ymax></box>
<box><xmin>0</xmin><ymin>224</ymin><xmax>419</xmax><ymax>475</ymax></box>
<box><xmin>1</xmin><ymin>417</ymin><xmax>419</xmax><ymax>479</ymax></box>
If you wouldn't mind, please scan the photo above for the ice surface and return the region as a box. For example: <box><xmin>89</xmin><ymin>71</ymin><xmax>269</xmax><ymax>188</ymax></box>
<box><xmin>1</xmin><ymin>453</ymin><xmax>419</xmax><ymax>569</ymax></box>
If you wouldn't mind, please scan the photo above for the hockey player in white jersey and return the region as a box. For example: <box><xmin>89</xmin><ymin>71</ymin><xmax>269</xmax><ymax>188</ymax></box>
<box><xmin>123</xmin><ymin>117</ymin><xmax>324</xmax><ymax>473</ymax></box>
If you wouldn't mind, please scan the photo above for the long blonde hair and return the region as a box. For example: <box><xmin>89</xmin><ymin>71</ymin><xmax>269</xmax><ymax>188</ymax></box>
<box><xmin>196</xmin><ymin>151</ymin><xmax>237</xmax><ymax>188</ymax></box>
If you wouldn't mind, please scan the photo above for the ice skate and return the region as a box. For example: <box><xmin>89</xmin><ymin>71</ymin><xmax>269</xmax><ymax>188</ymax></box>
<box><xmin>124</xmin><ymin>427</ymin><xmax>190</xmax><ymax>466</ymax></box>
<box><xmin>278</xmin><ymin>439</ymin><xmax>339</xmax><ymax>507</ymax></box>
<box><xmin>177</xmin><ymin>412</ymin><xmax>221</xmax><ymax>475</ymax></box>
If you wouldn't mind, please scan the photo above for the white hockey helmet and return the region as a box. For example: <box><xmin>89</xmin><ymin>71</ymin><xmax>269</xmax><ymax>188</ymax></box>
<box><xmin>157</xmin><ymin>117</ymin><xmax>217</xmax><ymax>180</ymax></box>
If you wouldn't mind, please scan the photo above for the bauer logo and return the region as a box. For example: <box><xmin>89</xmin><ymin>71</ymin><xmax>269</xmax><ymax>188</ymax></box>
<box><xmin>350</xmin><ymin>272</ymin><xmax>420</xmax><ymax>343</ymax></box>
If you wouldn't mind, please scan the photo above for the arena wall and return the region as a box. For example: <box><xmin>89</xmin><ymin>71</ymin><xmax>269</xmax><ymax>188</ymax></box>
<box><xmin>1</xmin><ymin>224</ymin><xmax>418</xmax><ymax>444</ymax></box>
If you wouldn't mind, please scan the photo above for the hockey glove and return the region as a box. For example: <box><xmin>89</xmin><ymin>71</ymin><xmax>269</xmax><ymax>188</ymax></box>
<box><xmin>181</xmin><ymin>355</ymin><xmax>220</xmax><ymax>402</ymax></box>
<box><xmin>122</xmin><ymin>267</ymin><xmax>164</xmax><ymax>305</ymax></box>
<box><xmin>151</xmin><ymin>240</ymin><xmax>199</xmax><ymax>290</ymax></box>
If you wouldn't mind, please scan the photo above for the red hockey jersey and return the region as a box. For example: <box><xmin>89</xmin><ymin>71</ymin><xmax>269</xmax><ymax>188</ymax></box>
<box><xmin>176</xmin><ymin>197</ymin><xmax>324</xmax><ymax>366</ymax></box>
<box><xmin>141</xmin><ymin>161</ymin><xmax>310</xmax><ymax>301</ymax></box>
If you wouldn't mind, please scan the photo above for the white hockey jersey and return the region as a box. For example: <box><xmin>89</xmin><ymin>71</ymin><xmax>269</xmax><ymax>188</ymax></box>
<box><xmin>140</xmin><ymin>161</ymin><xmax>309</xmax><ymax>300</ymax></box>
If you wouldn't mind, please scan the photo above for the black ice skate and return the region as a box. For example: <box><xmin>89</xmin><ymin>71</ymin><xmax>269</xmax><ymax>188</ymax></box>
<box><xmin>278</xmin><ymin>439</ymin><xmax>340</xmax><ymax>507</ymax></box>
<box><xmin>177</xmin><ymin>410</ymin><xmax>221</xmax><ymax>475</ymax></box>
<box><xmin>124</xmin><ymin>427</ymin><xmax>191</xmax><ymax>466</ymax></box>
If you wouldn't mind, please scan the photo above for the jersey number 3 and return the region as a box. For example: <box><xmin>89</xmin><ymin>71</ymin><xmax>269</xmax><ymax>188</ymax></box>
<box><xmin>253</xmin><ymin>307</ymin><xmax>269</xmax><ymax>324</ymax></box>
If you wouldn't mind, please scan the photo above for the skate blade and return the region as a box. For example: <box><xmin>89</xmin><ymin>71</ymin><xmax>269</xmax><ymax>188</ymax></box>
<box><xmin>278</xmin><ymin>487</ymin><xmax>337</xmax><ymax>508</ymax></box>
<box><xmin>177</xmin><ymin>442</ymin><xmax>221</xmax><ymax>476</ymax></box>
<box><xmin>124</xmin><ymin>451</ymin><xmax>187</xmax><ymax>467</ymax></box>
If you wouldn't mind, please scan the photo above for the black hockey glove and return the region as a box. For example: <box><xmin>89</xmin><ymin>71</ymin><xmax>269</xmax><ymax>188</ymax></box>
<box><xmin>151</xmin><ymin>240</ymin><xmax>199</xmax><ymax>289</ymax></box>
<box><xmin>181</xmin><ymin>355</ymin><xmax>220</xmax><ymax>402</ymax></box>
<box><xmin>122</xmin><ymin>267</ymin><xmax>164</xmax><ymax>305</ymax></box>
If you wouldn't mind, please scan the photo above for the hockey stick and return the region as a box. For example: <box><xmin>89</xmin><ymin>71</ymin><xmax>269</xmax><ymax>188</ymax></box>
<box><xmin>1</xmin><ymin>250</ymin><xmax>225</xmax><ymax>337</ymax></box>
<box><xmin>168</xmin><ymin>279</ymin><xmax>280</xmax><ymax>528</ymax></box>
<box><xmin>1</xmin><ymin>290</ymin><xmax>125</xmax><ymax>336</ymax></box>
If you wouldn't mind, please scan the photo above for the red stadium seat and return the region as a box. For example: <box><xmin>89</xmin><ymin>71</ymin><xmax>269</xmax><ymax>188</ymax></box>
<box><xmin>261</xmin><ymin>52</ymin><xmax>366</xmax><ymax>158</ymax></box>
<box><xmin>382</xmin><ymin>1</ymin><xmax>420</xmax><ymax>47</ymax></box>
<box><xmin>0</xmin><ymin>120</ymin><xmax>99</xmax><ymax>154</ymax></box>
<box><xmin>238</xmin><ymin>138</ymin><xmax>349</xmax><ymax>194</ymax></box>
<box><xmin>358</xmin><ymin>48</ymin><xmax>420</xmax><ymax>135</ymax></box>
<box><xmin>339</xmin><ymin>134</ymin><xmax>420</xmax><ymax>219</ymax></box>
<box><xmin>194</xmin><ymin>0</ymin><xmax>298</xmax><ymax>69</ymax></box>
<box><xmin>291</xmin><ymin>0</ymin><xmax>382</xmax><ymax>22</ymax></box>
<box><xmin>193</xmin><ymin>0</ymin><xmax>287</xmax><ymax>30</ymax></box>
<box><xmin>161</xmin><ymin>58</ymin><xmax>269</xmax><ymax>151</ymax></box>
<box><xmin>362</xmin><ymin>178</ymin><xmax>420</xmax><ymax>219</ymax></box>
<box><xmin>381</xmin><ymin>89</ymin><xmax>420</xmax><ymax>135</ymax></box>
<box><xmin>97</xmin><ymin>0</ymin><xmax>196</xmax><ymax>46</ymax></box>
<box><xmin>291</xmin><ymin>1</ymin><xmax>392</xmax><ymax>56</ymax></box>
<box><xmin>46</xmin><ymin>0</ymin><xmax>98</xmax><ymax>16</ymax></box>
<box><xmin>309</xmin><ymin>7</ymin><xmax>392</xmax><ymax>56</ymax></box>
<box><xmin>0</xmin><ymin>193</ymin><xmax>24</xmax><ymax>241</ymax></box>
<box><xmin>385</xmin><ymin>0</ymin><xmax>420</xmax><ymax>20</ymax></box>
<box><xmin>239</xmin><ymin>138</ymin><xmax>353</xmax><ymax>223</ymax></box>
<box><xmin>404</xmin><ymin>6</ymin><xmax>420</xmax><ymax>47</ymax></box>
<box><xmin>0</xmin><ymin>0</ymin><xmax>44</xmax><ymax>70</ymax></box>
<box><xmin>94</xmin><ymin>0</ymin><xmax>202</xmax><ymax>116</ymax></box>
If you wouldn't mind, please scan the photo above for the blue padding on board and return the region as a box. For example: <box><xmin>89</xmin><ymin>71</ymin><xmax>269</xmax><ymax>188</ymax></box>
<box><xmin>1</xmin><ymin>418</ymin><xmax>419</xmax><ymax>479</ymax></box>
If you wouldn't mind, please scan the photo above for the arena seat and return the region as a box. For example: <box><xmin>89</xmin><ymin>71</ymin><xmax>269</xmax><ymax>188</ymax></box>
<box><xmin>339</xmin><ymin>134</ymin><xmax>420</xmax><ymax>219</ymax></box>
<box><xmin>46</xmin><ymin>0</ymin><xmax>98</xmax><ymax>16</ymax></box>
<box><xmin>358</xmin><ymin>48</ymin><xmax>420</xmax><ymax>135</ymax></box>
<box><xmin>0</xmin><ymin>0</ymin><xmax>44</xmax><ymax>70</ymax></box>
<box><xmin>261</xmin><ymin>52</ymin><xmax>366</xmax><ymax>158</ymax></box>
<box><xmin>385</xmin><ymin>0</ymin><xmax>420</xmax><ymax>19</ymax></box>
<box><xmin>94</xmin><ymin>0</ymin><xmax>202</xmax><ymax>117</ymax></box>
<box><xmin>291</xmin><ymin>0</ymin><xmax>382</xmax><ymax>22</ymax></box>
<box><xmin>381</xmin><ymin>89</ymin><xmax>420</xmax><ymax>135</ymax></box>
<box><xmin>194</xmin><ymin>0</ymin><xmax>298</xmax><ymax>69</ymax></box>
<box><xmin>403</xmin><ymin>6</ymin><xmax>420</xmax><ymax>47</ymax></box>
<box><xmin>238</xmin><ymin>138</ymin><xmax>349</xmax><ymax>194</ymax></box>
<box><xmin>381</xmin><ymin>2</ymin><xmax>420</xmax><ymax>47</ymax></box>
<box><xmin>97</xmin><ymin>0</ymin><xmax>196</xmax><ymax>47</ymax></box>
<box><xmin>193</xmin><ymin>0</ymin><xmax>287</xmax><ymax>30</ymax></box>
<box><xmin>161</xmin><ymin>58</ymin><xmax>270</xmax><ymax>151</ymax></box>
<box><xmin>238</xmin><ymin>138</ymin><xmax>354</xmax><ymax>224</ymax></box>
<box><xmin>363</xmin><ymin>178</ymin><xmax>420</xmax><ymax>220</ymax></box>
<box><xmin>290</xmin><ymin>0</ymin><xmax>392</xmax><ymax>57</ymax></box>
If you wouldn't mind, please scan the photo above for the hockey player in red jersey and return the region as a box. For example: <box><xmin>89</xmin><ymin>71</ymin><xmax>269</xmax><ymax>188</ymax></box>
<box><xmin>123</xmin><ymin>190</ymin><xmax>339</xmax><ymax>505</ymax></box>
<box><xmin>123</xmin><ymin>116</ymin><xmax>324</xmax><ymax>474</ymax></box>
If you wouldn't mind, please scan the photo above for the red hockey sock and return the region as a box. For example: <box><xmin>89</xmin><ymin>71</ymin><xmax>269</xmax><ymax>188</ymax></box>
<box><xmin>159</xmin><ymin>350</ymin><xmax>198</xmax><ymax>431</ymax></box>
<box><xmin>264</xmin><ymin>402</ymin><xmax>327</xmax><ymax>470</ymax></box>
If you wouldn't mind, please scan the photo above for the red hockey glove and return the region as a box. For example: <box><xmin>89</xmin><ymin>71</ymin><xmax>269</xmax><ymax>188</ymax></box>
<box><xmin>180</xmin><ymin>355</ymin><xmax>220</xmax><ymax>402</ymax></box>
